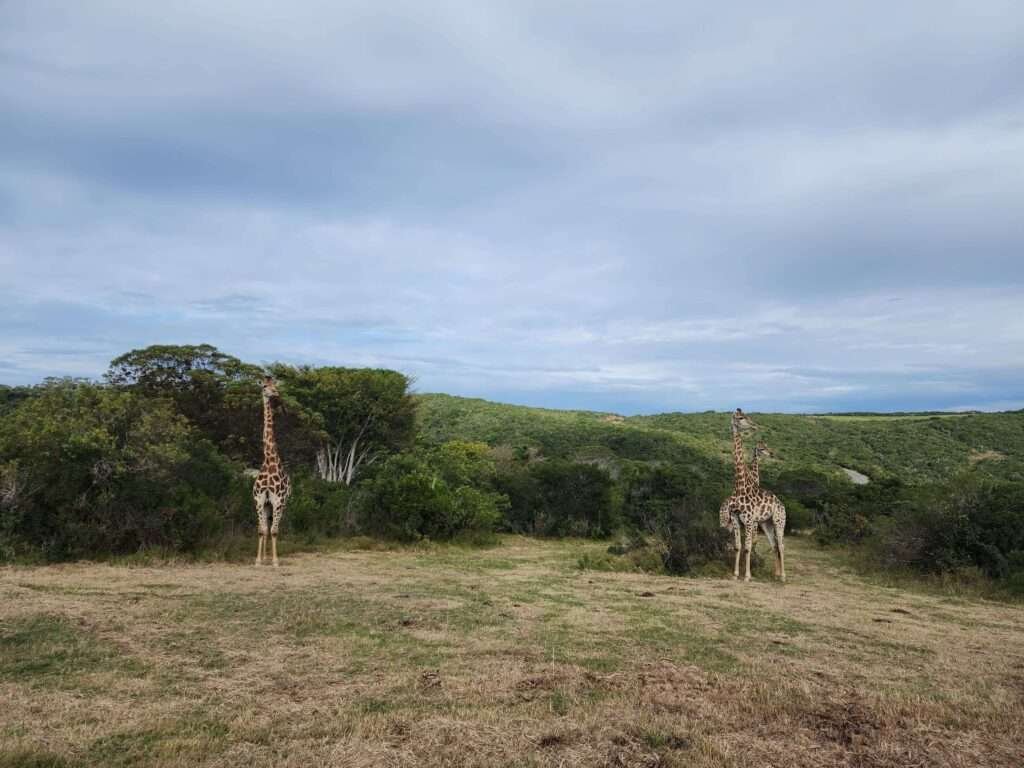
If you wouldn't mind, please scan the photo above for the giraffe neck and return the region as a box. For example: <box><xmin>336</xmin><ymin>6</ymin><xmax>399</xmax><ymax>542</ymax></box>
<box><xmin>731</xmin><ymin>425</ymin><xmax>748</xmax><ymax>493</ymax></box>
<box><xmin>262</xmin><ymin>395</ymin><xmax>281</xmax><ymax>468</ymax></box>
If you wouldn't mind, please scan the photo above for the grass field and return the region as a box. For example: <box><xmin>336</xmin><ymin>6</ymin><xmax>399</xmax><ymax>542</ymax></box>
<box><xmin>2</xmin><ymin>537</ymin><xmax>1023</xmax><ymax>767</ymax></box>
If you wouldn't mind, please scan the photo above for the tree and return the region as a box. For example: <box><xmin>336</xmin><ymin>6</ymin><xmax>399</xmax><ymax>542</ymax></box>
<box><xmin>0</xmin><ymin>384</ymin><xmax>33</xmax><ymax>416</ymax></box>
<box><xmin>105</xmin><ymin>344</ymin><xmax>321</xmax><ymax>467</ymax></box>
<box><xmin>273</xmin><ymin>366</ymin><xmax>416</xmax><ymax>485</ymax></box>
<box><xmin>106</xmin><ymin>344</ymin><xmax>259</xmax><ymax>392</ymax></box>
<box><xmin>106</xmin><ymin>344</ymin><xmax>260</xmax><ymax>454</ymax></box>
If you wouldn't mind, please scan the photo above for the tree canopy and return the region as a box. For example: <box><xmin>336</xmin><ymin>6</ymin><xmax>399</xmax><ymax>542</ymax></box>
<box><xmin>272</xmin><ymin>365</ymin><xmax>416</xmax><ymax>484</ymax></box>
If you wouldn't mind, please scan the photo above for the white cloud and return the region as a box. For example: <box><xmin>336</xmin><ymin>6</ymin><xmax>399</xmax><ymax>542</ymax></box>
<box><xmin>2</xmin><ymin>2</ymin><xmax>1023</xmax><ymax>412</ymax></box>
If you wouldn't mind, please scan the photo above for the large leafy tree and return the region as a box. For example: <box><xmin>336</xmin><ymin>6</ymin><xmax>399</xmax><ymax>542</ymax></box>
<box><xmin>0</xmin><ymin>385</ymin><xmax>33</xmax><ymax>417</ymax></box>
<box><xmin>272</xmin><ymin>365</ymin><xmax>416</xmax><ymax>485</ymax></box>
<box><xmin>106</xmin><ymin>344</ymin><xmax>320</xmax><ymax>467</ymax></box>
<box><xmin>106</xmin><ymin>345</ymin><xmax>258</xmax><ymax>454</ymax></box>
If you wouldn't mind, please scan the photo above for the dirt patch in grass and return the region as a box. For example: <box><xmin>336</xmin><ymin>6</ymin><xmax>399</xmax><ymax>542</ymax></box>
<box><xmin>968</xmin><ymin>449</ymin><xmax>1005</xmax><ymax>464</ymax></box>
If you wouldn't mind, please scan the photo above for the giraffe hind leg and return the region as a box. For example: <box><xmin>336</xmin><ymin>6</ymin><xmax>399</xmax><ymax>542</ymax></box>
<box><xmin>774</xmin><ymin>511</ymin><xmax>787</xmax><ymax>582</ymax></box>
<box><xmin>760</xmin><ymin>521</ymin><xmax>780</xmax><ymax>577</ymax></box>
<box><xmin>270</xmin><ymin>497</ymin><xmax>284</xmax><ymax>568</ymax></box>
<box><xmin>743</xmin><ymin>522</ymin><xmax>758</xmax><ymax>582</ymax></box>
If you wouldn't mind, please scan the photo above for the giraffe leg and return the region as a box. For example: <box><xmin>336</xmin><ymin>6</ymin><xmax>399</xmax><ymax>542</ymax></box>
<box><xmin>255</xmin><ymin>499</ymin><xmax>269</xmax><ymax>566</ymax></box>
<box><xmin>761</xmin><ymin>521</ymin><xmax>779</xmax><ymax>577</ymax></box>
<box><xmin>732</xmin><ymin>516</ymin><xmax>742</xmax><ymax>580</ymax></box>
<box><xmin>270</xmin><ymin>500</ymin><xmax>283</xmax><ymax>568</ymax></box>
<box><xmin>774</xmin><ymin>508</ymin><xmax>787</xmax><ymax>582</ymax></box>
<box><xmin>743</xmin><ymin>522</ymin><xmax>758</xmax><ymax>582</ymax></box>
<box><xmin>776</xmin><ymin>525</ymin><xmax>786</xmax><ymax>583</ymax></box>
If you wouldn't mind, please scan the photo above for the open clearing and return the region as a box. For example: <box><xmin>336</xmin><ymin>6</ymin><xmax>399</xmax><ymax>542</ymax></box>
<box><xmin>2</xmin><ymin>538</ymin><xmax>1023</xmax><ymax>767</ymax></box>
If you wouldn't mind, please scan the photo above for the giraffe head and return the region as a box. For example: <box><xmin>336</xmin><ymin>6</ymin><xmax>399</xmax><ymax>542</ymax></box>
<box><xmin>732</xmin><ymin>408</ymin><xmax>756</xmax><ymax>433</ymax></box>
<box><xmin>261</xmin><ymin>375</ymin><xmax>282</xmax><ymax>406</ymax></box>
<box><xmin>753</xmin><ymin>441</ymin><xmax>772</xmax><ymax>459</ymax></box>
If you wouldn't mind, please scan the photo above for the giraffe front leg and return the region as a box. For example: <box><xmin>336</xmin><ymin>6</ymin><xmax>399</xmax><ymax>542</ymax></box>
<box><xmin>761</xmin><ymin>521</ymin><xmax>780</xmax><ymax>577</ymax></box>
<box><xmin>743</xmin><ymin>522</ymin><xmax>758</xmax><ymax>582</ymax></box>
<box><xmin>255</xmin><ymin>501</ymin><xmax>268</xmax><ymax>566</ymax></box>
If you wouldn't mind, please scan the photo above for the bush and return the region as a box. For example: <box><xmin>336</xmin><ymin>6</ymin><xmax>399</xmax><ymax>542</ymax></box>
<box><xmin>285</xmin><ymin>473</ymin><xmax>355</xmax><ymax>538</ymax></box>
<box><xmin>869</xmin><ymin>477</ymin><xmax>1024</xmax><ymax>582</ymax></box>
<box><xmin>0</xmin><ymin>379</ymin><xmax>241</xmax><ymax>561</ymax></box>
<box><xmin>498</xmin><ymin>459</ymin><xmax>617</xmax><ymax>537</ymax></box>
<box><xmin>778</xmin><ymin>497</ymin><xmax>813</xmax><ymax>533</ymax></box>
<box><xmin>657</xmin><ymin>499</ymin><xmax>731</xmax><ymax>575</ymax></box>
<box><xmin>360</xmin><ymin>443</ymin><xmax>508</xmax><ymax>541</ymax></box>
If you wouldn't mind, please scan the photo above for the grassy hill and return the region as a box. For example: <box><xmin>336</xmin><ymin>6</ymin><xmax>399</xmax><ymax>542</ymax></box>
<box><xmin>417</xmin><ymin>393</ymin><xmax>1024</xmax><ymax>484</ymax></box>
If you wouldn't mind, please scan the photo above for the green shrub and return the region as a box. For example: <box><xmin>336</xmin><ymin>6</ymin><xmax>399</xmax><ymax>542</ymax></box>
<box><xmin>285</xmin><ymin>474</ymin><xmax>355</xmax><ymax>538</ymax></box>
<box><xmin>498</xmin><ymin>459</ymin><xmax>617</xmax><ymax>537</ymax></box>
<box><xmin>361</xmin><ymin>444</ymin><xmax>509</xmax><ymax>541</ymax></box>
<box><xmin>0</xmin><ymin>379</ymin><xmax>240</xmax><ymax>561</ymax></box>
<box><xmin>778</xmin><ymin>498</ymin><xmax>813</xmax><ymax>533</ymax></box>
<box><xmin>657</xmin><ymin>500</ymin><xmax>731</xmax><ymax>575</ymax></box>
<box><xmin>869</xmin><ymin>477</ymin><xmax>1024</xmax><ymax>581</ymax></box>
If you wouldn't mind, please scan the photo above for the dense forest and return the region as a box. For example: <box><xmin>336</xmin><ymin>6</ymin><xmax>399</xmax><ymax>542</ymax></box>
<box><xmin>1</xmin><ymin>344</ymin><xmax>1022</xmax><ymax>594</ymax></box>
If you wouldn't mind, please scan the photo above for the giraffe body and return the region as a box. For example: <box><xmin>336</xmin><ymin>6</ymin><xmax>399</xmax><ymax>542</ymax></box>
<box><xmin>253</xmin><ymin>376</ymin><xmax>290</xmax><ymax>567</ymax></box>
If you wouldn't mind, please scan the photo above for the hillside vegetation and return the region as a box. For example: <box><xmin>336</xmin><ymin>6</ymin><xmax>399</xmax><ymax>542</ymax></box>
<box><xmin>417</xmin><ymin>393</ymin><xmax>1024</xmax><ymax>484</ymax></box>
<box><xmin>3</xmin><ymin>348</ymin><xmax>1023</xmax><ymax>594</ymax></box>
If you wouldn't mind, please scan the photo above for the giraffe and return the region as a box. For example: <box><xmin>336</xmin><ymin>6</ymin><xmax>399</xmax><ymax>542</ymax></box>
<box><xmin>746</xmin><ymin>441</ymin><xmax>787</xmax><ymax>581</ymax></box>
<box><xmin>718</xmin><ymin>408</ymin><xmax>757</xmax><ymax>579</ymax></box>
<box><xmin>727</xmin><ymin>440</ymin><xmax>786</xmax><ymax>582</ymax></box>
<box><xmin>253</xmin><ymin>376</ymin><xmax>291</xmax><ymax>567</ymax></box>
<box><xmin>718</xmin><ymin>412</ymin><xmax>787</xmax><ymax>582</ymax></box>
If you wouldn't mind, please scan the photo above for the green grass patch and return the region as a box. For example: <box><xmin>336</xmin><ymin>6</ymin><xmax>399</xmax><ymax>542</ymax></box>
<box><xmin>0</xmin><ymin>751</ymin><xmax>74</xmax><ymax>768</ymax></box>
<box><xmin>0</xmin><ymin>614</ymin><xmax>144</xmax><ymax>687</ymax></box>
<box><xmin>84</xmin><ymin>714</ymin><xmax>229</xmax><ymax>768</ymax></box>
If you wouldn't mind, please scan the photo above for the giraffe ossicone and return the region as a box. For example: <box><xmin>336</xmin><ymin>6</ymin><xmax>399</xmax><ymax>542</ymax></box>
<box><xmin>253</xmin><ymin>375</ymin><xmax>291</xmax><ymax>567</ymax></box>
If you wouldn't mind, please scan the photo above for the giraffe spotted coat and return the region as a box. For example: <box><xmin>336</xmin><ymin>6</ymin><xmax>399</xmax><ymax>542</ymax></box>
<box><xmin>253</xmin><ymin>376</ymin><xmax>291</xmax><ymax>566</ymax></box>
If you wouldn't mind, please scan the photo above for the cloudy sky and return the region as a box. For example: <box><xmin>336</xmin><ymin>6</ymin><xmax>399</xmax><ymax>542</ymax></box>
<box><xmin>2</xmin><ymin>2</ymin><xmax>1022</xmax><ymax>413</ymax></box>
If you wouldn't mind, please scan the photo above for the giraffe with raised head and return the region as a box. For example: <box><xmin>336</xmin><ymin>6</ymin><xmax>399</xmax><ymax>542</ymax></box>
<box><xmin>719</xmin><ymin>408</ymin><xmax>756</xmax><ymax>578</ymax></box>
<box><xmin>253</xmin><ymin>376</ymin><xmax>291</xmax><ymax>567</ymax></box>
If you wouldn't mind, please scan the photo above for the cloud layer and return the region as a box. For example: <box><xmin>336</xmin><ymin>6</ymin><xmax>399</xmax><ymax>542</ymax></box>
<box><xmin>2</xmin><ymin>2</ymin><xmax>1023</xmax><ymax>412</ymax></box>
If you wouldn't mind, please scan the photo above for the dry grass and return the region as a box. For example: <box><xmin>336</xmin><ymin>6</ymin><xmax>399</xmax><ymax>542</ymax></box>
<box><xmin>2</xmin><ymin>537</ymin><xmax>1023</xmax><ymax>767</ymax></box>
<box><xmin>968</xmin><ymin>449</ymin><xmax>1005</xmax><ymax>464</ymax></box>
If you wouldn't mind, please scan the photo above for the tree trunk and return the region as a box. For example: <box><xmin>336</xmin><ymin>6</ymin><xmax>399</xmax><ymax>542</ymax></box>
<box><xmin>314</xmin><ymin>416</ymin><xmax>379</xmax><ymax>486</ymax></box>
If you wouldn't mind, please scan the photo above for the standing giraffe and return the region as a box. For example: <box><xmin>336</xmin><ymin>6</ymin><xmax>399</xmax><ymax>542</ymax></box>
<box><xmin>253</xmin><ymin>376</ymin><xmax>291</xmax><ymax>567</ymax></box>
<box><xmin>746</xmin><ymin>442</ymin><xmax>787</xmax><ymax>581</ymax></box>
<box><xmin>718</xmin><ymin>413</ymin><xmax>787</xmax><ymax>582</ymax></box>
<box><xmin>719</xmin><ymin>408</ymin><xmax>756</xmax><ymax>578</ymax></box>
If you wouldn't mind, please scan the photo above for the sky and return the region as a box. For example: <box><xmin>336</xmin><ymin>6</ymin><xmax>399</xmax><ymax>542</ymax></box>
<box><xmin>1</xmin><ymin>1</ymin><xmax>1023</xmax><ymax>414</ymax></box>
